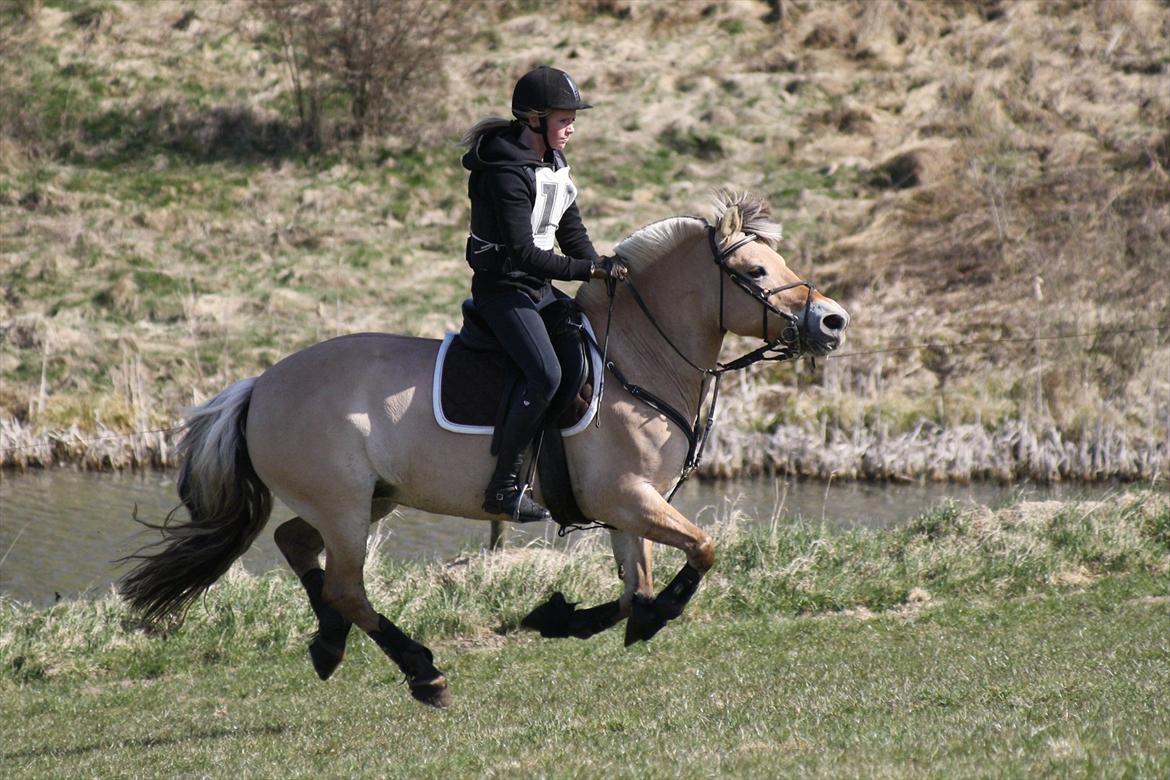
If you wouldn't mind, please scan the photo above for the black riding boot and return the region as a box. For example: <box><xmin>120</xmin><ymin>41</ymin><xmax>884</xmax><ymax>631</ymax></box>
<box><xmin>483</xmin><ymin>395</ymin><xmax>552</xmax><ymax>523</ymax></box>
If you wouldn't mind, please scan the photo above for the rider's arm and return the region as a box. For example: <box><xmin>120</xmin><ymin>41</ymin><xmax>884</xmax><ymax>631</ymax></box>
<box><xmin>555</xmin><ymin>201</ymin><xmax>601</xmax><ymax>269</ymax></box>
<box><xmin>487</xmin><ymin>168</ymin><xmax>593</xmax><ymax>281</ymax></box>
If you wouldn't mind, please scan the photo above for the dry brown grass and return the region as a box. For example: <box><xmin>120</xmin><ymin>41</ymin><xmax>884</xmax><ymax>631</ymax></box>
<box><xmin>1</xmin><ymin>0</ymin><xmax>1167</xmax><ymax>478</ymax></box>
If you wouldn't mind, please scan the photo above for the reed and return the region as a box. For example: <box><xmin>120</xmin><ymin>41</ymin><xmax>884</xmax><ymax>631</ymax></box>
<box><xmin>0</xmin><ymin>419</ymin><xmax>175</xmax><ymax>471</ymax></box>
<box><xmin>3</xmin><ymin>413</ymin><xmax>1167</xmax><ymax>482</ymax></box>
<box><xmin>706</xmin><ymin>418</ymin><xmax>1169</xmax><ymax>483</ymax></box>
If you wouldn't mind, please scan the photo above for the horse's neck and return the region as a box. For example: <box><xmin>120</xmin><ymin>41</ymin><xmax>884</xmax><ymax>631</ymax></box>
<box><xmin>581</xmin><ymin>263</ymin><xmax>723</xmax><ymax>418</ymax></box>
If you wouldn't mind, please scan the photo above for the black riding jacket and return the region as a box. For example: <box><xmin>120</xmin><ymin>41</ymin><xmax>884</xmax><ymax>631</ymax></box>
<box><xmin>462</xmin><ymin>123</ymin><xmax>598</xmax><ymax>302</ymax></box>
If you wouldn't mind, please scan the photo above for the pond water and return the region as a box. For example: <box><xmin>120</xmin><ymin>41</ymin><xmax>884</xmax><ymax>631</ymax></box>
<box><xmin>0</xmin><ymin>469</ymin><xmax>1118</xmax><ymax>607</ymax></box>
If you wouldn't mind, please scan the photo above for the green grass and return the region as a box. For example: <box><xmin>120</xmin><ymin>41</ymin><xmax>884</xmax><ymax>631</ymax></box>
<box><xmin>1</xmin><ymin>574</ymin><xmax>1166</xmax><ymax>777</ymax></box>
<box><xmin>1</xmin><ymin>495</ymin><xmax>1167</xmax><ymax>776</ymax></box>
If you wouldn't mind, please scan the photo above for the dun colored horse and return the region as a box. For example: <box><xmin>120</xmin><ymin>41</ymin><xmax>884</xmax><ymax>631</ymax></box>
<box><xmin>120</xmin><ymin>192</ymin><xmax>849</xmax><ymax>707</ymax></box>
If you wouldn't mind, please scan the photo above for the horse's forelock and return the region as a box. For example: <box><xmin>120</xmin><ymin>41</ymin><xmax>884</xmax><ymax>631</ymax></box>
<box><xmin>713</xmin><ymin>190</ymin><xmax>782</xmax><ymax>247</ymax></box>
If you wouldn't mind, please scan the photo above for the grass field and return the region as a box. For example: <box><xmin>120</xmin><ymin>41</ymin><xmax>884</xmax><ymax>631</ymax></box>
<box><xmin>2</xmin><ymin>493</ymin><xmax>1168</xmax><ymax>777</ymax></box>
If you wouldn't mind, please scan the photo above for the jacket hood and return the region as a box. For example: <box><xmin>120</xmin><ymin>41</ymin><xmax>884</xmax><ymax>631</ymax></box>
<box><xmin>462</xmin><ymin>123</ymin><xmax>552</xmax><ymax>172</ymax></box>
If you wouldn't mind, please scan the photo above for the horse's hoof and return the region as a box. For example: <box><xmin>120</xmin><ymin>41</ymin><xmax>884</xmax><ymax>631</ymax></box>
<box><xmin>410</xmin><ymin>674</ymin><xmax>452</xmax><ymax>709</ymax></box>
<box><xmin>624</xmin><ymin>595</ymin><xmax>667</xmax><ymax>646</ymax></box>
<box><xmin>309</xmin><ymin>637</ymin><xmax>345</xmax><ymax>681</ymax></box>
<box><xmin>521</xmin><ymin>592</ymin><xmax>575</xmax><ymax>638</ymax></box>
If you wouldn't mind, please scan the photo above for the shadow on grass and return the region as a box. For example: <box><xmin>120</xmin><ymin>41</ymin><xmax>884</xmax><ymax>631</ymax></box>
<box><xmin>2</xmin><ymin>722</ymin><xmax>293</xmax><ymax>762</ymax></box>
<box><xmin>66</xmin><ymin>101</ymin><xmax>326</xmax><ymax>167</ymax></box>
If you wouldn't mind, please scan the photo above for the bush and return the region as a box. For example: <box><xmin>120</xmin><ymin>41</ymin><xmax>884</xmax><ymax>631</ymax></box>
<box><xmin>251</xmin><ymin>0</ymin><xmax>472</xmax><ymax>149</ymax></box>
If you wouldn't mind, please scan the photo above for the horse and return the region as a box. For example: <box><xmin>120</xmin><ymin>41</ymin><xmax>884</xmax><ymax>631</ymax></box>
<box><xmin>119</xmin><ymin>191</ymin><xmax>849</xmax><ymax>708</ymax></box>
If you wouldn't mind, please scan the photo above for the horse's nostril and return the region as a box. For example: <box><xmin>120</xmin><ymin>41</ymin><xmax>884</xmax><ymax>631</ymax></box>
<box><xmin>823</xmin><ymin>314</ymin><xmax>846</xmax><ymax>333</ymax></box>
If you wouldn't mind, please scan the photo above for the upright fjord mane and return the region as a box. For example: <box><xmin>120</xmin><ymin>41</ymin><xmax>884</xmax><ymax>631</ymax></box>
<box><xmin>607</xmin><ymin>191</ymin><xmax>782</xmax><ymax>272</ymax></box>
<box><xmin>718</xmin><ymin>191</ymin><xmax>783</xmax><ymax>246</ymax></box>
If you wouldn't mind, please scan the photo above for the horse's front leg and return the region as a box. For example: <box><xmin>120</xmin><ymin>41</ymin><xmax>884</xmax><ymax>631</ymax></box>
<box><xmin>615</xmin><ymin>488</ymin><xmax>714</xmax><ymax>646</ymax></box>
<box><xmin>612</xmin><ymin>530</ymin><xmax>656</xmax><ymax>613</ymax></box>
<box><xmin>519</xmin><ymin>530</ymin><xmax>651</xmax><ymax>640</ymax></box>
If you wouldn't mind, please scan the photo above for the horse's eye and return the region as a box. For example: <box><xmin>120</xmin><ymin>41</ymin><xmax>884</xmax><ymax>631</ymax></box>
<box><xmin>747</xmin><ymin>266</ymin><xmax>767</xmax><ymax>279</ymax></box>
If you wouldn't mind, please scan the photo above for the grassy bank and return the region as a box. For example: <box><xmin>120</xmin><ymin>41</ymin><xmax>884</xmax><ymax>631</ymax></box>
<box><xmin>2</xmin><ymin>493</ymin><xmax>1168</xmax><ymax>775</ymax></box>
<box><xmin>2</xmin><ymin>1</ymin><xmax>1168</xmax><ymax>479</ymax></box>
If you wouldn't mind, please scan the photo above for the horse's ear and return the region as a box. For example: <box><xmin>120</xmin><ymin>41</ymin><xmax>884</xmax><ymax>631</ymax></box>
<box><xmin>717</xmin><ymin>207</ymin><xmax>743</xmax><ymax>242</ymax></box>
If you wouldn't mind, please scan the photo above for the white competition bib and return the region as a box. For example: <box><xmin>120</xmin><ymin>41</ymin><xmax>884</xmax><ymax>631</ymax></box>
<box><xmin>530</xmin><ymin>166</ymin><xmax>578</xmax><ymax>250</ymax></box>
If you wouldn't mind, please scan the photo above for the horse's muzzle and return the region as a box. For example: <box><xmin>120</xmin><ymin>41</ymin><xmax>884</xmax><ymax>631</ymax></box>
<box><xmin>802</xmin><ymin>298</ymin><xmax>850</xmax><ymax>356</ymax></box>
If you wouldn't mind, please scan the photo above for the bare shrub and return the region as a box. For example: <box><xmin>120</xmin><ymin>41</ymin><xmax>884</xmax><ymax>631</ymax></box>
<box><xmin>250</xmin><ymin>0</ymin><xmax>472</xmax><ymax>149</ymax></box>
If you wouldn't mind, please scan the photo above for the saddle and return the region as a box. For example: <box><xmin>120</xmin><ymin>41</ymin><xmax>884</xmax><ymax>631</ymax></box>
<box><xmin>433</xmin><ymin>298</ymin><xmax>601</xmax><ymax>529</ymax></box>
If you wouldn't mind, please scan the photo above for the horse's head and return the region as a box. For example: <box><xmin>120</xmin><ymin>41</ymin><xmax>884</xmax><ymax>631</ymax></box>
<box><xmin>709</xmin><ymin>196</ymin><xmax>849</xmax><ymax>358</ymax></box>
<box><xmin>594</xmin><ymin>192</ymin><xmax>849</xmax><ymax>370</ymax></box>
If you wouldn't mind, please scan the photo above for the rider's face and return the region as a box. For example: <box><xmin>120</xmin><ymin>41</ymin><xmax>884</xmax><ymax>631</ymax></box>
<box><xmin>543</xmin><ymin>110</ymin><xmax>576</xmax><ymax>151</ymax></box>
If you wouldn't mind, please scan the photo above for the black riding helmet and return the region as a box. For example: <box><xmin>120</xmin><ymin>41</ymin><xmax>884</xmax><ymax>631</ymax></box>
<box><xmin>511</xmin><ymin>67</ymin><xmax>591</xmax><ymax>155</ymax></box>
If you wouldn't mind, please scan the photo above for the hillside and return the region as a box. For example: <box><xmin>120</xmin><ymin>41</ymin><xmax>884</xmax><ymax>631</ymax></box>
<box><xmin>1</xmin><ymin>0</ymin><xmax>1168</xmax><ymax>479</ymax></box>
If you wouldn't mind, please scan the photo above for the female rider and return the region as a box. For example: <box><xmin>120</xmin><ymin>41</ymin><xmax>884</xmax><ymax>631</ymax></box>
<box><xmin>460</xmin><ymin>66</ymin><xmax>626</xmax><ymax>523</ymax></box>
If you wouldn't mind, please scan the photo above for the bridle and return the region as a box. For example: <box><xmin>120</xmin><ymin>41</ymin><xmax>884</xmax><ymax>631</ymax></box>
<box><xmin>709</xmin><ymin>227</ymin><xmax>817</xmax><ymax>371</ymax></box>
<box><xmin>615</xmin><ymin>226</ymin><xmax>816</xmax><ymax>377</ymax></box>
<box><xmin>595</xmin><ymin>226</ymin><xmax>819</xmax><ymax>502</ymax></box>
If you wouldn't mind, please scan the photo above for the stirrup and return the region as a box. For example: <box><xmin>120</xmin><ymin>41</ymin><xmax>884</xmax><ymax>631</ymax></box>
<box><xmin>483</xmin><ymin>487</ymin><xmax>551</xmax><ymax>524</ymax></box>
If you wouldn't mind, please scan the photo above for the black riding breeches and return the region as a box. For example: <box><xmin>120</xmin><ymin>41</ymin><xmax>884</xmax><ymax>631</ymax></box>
<box><xmin>474</xmin><ymin>289</ymin><xmax>563</xmax><ymax>409</ymax></box>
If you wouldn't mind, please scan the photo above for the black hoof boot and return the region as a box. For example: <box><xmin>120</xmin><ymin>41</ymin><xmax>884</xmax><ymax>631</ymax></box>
<box><xmin>370</xmin><ymin>615</ymin><xmax>452</xmax><ymax>709</ymax></box>
<box><xmin>308</xmin><ymin>636</ymin><xmax>347</xmax><ymax>681</ymax></box>
<box><xmin>407</xmin><ymin>667</ymin><xmax>452</xmax><ymax>709</ymax></box>
<box><xmin>300</xmin><ymin>569</ymin><xmax>352</xmax><ymax>681</ymax></box>
<box><xmin>396</xmin><ymin>644</ymin><xmax>451</xmax><ymax>709</ymax></box>
<box><xmin>483</xmin><ymin>487</ymin><xmax>552</xmax><ymax>524</ymax></box>
<box><xmin>625</xmin><ymin>594</ymin><xmax>668</xmax><ymax>646</ymax></box>
<box><xmin>623</xmin><ymin>565</ymin><xmax>703</xmax><ymax>646</ymax></box>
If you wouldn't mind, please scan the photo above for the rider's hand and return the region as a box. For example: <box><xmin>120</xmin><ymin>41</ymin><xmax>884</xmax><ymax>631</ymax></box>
<box><xmin>591</xmin><ymin>255</ymin><xmax>629</xmax><ymax>281</ymax></box>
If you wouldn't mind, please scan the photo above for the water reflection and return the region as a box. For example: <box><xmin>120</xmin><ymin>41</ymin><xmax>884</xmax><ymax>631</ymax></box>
<box><xmin>0</xmin><ymin>469</ymin><xmax>1119</xmax><ymax>607</ymax></box>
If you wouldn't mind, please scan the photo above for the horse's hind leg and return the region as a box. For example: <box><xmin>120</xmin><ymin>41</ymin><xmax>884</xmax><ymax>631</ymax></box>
<box><xmin>275</xmin><ymin>517</ymin><xmax>353</xmax><ymax>680</ymax></box>
<box><xmin>318</xmin><ymin>512</ymin><xmax>451</xmax><ymax>708</ymax></box>
<box><xmin>275</xmin><ymin>498</ymin><xmax>395</xmax><ymax>681</ymax></box>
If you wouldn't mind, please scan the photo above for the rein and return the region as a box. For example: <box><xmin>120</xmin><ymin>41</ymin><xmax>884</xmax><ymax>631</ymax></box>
<box><xmin>599</xmin><ymin>226</ymin><xmax>815</xmax><ymax>501</ymax></box>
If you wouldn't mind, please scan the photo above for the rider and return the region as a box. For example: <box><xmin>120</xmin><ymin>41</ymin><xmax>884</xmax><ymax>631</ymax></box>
<box><xmin>460</xmin><ymin>65</ymin><xmax>626</xmax><ymax>523</ymax></box>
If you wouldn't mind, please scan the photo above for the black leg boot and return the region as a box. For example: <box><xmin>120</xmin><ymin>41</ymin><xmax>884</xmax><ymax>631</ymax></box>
<box><xmin>483</xmin><ymin>395</ymin><xmax>552</xmax><ymax>523</ymax></box>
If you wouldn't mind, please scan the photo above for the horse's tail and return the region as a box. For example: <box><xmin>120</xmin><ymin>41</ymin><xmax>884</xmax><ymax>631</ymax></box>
<box><xmin>120</xmin><ymin>377</ymin><xmax>273</xmax><ymax>627</ymax></box>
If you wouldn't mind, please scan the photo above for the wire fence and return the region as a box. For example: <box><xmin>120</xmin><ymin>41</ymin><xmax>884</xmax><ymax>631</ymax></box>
<box><xmin>825</xmin><ymin>324</ymin><xmax>1168</xmax><ymax>360</ymax></box>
